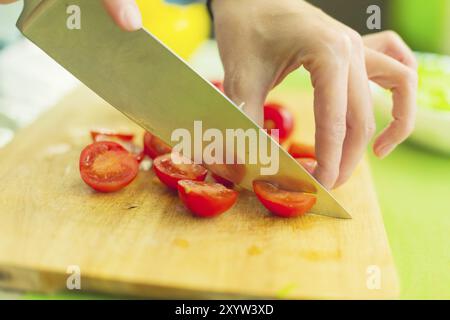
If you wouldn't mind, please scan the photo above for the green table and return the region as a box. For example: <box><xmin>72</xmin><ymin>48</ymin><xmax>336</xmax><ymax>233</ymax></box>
<box><xmin>368</xmin><ymin>143</ymin><xmax>450</xmax><ymax>299</ymax></box>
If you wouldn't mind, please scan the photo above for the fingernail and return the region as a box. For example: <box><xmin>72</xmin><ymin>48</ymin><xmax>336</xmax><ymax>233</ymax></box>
<box><xmin>376</xmin><ymin>144</ymin><xmax>396</xmax><ymax>159</ymax></box>
<box><xmin>122</xmin><ymin>4</ymin><xmax>142</xmax><ymax>31</ymax></box>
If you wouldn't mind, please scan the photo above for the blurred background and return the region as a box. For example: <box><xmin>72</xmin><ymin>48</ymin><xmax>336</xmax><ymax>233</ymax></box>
<box><xmin>0</xmin><ymin>0</ymin><xmax>449</xmax><ymax>299</ymax></box>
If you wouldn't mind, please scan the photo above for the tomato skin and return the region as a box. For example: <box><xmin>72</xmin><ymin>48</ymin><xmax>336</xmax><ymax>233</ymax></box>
<box><xmin>143</xmin><ymin>131</ymin><xmax>172</xmax><ymax>159</ymax></box>
<box><xmin>91</xmin><ymin>129</ymin><xmax>143</xmax><ymax>161</ymax></box>
<box><xmin>90</xmin><ymin>130</ymin><xmax>135</xmax><ymax>142</ymax></box>
<box><xmin>153</xmin><ymin>153</ymin><xmax>208</xmax><ymax>190</ymax></box>
<box><xmin>211</xmin><ymin>80</ymin><xmax>224</xmax><ymax>92</ymax></box>
<box><xmin>264</xmin><ymin>103</ymin><xmax>294</xmax><ymax>143</ymax></box>
<box><xmin>177</xmin><ymin>180</ymin><xmax>238</xmax><ymax>217</ymax></box>
<box><xmin>253</xmin><ymin>181</ymin><xmax>316</xmax><ymax>218</ymax></box>
<box><xmin>288</xmin><ymin>143</ymin><xmax>316</xmax><ymax>159</ymax></box>
<box><xmin>211</xmin><ymin>173</ymin><xmax>234</xmax><ymax>188</ymax></box>
<box><xmin>296</xmin><ymin>158</ymin><xmax>317</xmax><ymax>175</ymax></box>
<box><xmin>79</xmin><ymin>141</ymin><xmax>139</xmax><ymax>193</ymax></box>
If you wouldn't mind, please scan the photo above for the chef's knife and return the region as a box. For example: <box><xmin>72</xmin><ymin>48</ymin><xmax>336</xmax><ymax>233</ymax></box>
<box><xmin>17</xmin><ymin>0</ymin><xmax>351</xmax><ymax>218</ymax></box>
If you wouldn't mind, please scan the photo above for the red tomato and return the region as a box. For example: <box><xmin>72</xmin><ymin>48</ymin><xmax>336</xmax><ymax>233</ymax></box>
<box><xmin>178</xmin><ymin>180</ymin><xmax>238</xmax><ymax>217</ymax></box>
<box><xmin>153</xmin><ymin>153</ymin><xmax>208</xmax><ymax>190</ymax></box>
<box><xmin>211</xmin><ymin>80</ymin><xmax>224</xmax><ymax>92</ymax></box>
<box><xmin>79</xmin><ymin>141</ymin><xmax>139</xmax><ymax>193</ymax></box>
<box><xmin>91</xmin><ymin>130</ymin><xmax>143</xmax><ymax>162</ymax></box>
<box><xmin>264</xmin><ymin>103</ymin><xmax>294</xmax><ymax>143</ymax></box>
<box><xmin>288</xmin><ymin>142</ymin><xmax>316</xmax><ymax>159</ymax></box>
<box><xmin>211</xmin><ymin>173</ymin><xmax>234</xmax><ymax>188</ymax></box>
<box><xmin>253</xmin><ymin>181</ymin><xmax>317</xmax><ymax>218</ymax></box>
<box><xmin>296</xmin><ymin>158</ymin><xmax>317</xmax><ymax>175</ymax></box>
<box><xmin>90</xmin><ymin>129</ymin><xmax>134</xmax><ymax>142</ymax></box>
<box><xmin>143</xmin><ymin>131</ymin><xmax>172</xmax><ymax>159</ymax></box>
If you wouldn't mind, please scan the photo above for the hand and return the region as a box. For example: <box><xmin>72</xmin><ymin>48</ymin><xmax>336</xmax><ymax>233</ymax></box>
<box><xmin>0</xmin><ymin>0</ymin><xmax>142</xmax><ymax>31</ymax></box>
<box><xmin>212</xmin><ymin>0</ymin><xmax>417</xmax><ymax>189</ymax></box>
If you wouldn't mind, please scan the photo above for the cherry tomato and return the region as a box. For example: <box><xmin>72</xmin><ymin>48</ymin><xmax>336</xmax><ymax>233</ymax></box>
<box><xmin>91</xmin><ymin>129</ymin><xmax>143</xmax><ymax>162</ymax></box>
<box><xmin>288</xmin><ymin>142</ymin><xmax>316</xmax><ymax>159</ymax></box>
<box><xmin>178</xmin><ymin>180</ymin><xmax>238</xmax><ymax>218</ymax></box>
<box><xmin>253</xmin><ymin>181</ymin><xmax>317</xmax><ymax>218</ymax></box>
<box><xmin>153</xmin><ymin>153</ymin><xmax>208</xmax><ymax>190</ymax></box>
<box><xmin>90</xmin><ymin>129</ymin><xmax>135</xmax><ymax>142</ymax></box>
<box><xmin>296</xmin><ymin>158</ymin><xmax>317</xmax><ymax>175</ymax></box>
<box><xmin>264</xmin><ymin>103</ymin><xmax>294</xmax><ymax>143</ymax></box>
<box><xmin>211</xmin><ymin>173</ymin><xmax>234</xmax><ymax>188</ymax></box>
<box><xmin>143</xmin><ymin>131</ymin><xmax>172</xmax><ymax>159</ymax></box>
<box><xmin>211</xmin><ymin>80</ymin><xmax>224</xmax><ymax>92</ymax></box>
<box><xmin>79</xmin><ymin>141</ymin><xmax>139</xmax><ymax>193</ymax></box>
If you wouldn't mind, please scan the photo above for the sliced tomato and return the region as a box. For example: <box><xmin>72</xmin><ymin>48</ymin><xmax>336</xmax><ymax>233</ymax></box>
<box><xmin>264</xmin><ymin>103</ymin><xmax>294</xmax><ymax>143</ymax></box>
<box><xmin>79</xmin><ymin>141</ymin><xmax>139</xmax><ymax>193</ymax></box>
<box><xmin>153</xmin><ymin>153</ymin><xmax>208</xmax><ymax>190</ymax></box>
<box><xmin>253</xmin><ymin>181</ymin><xmax>316</xmax><ymax>218</ymax></box>
<box><xmin>288</xmin><ymin>142</ymin><xmax>316</xmax><ymax>159</ymax></box>
<box><xmin>91</xmin><ymin>130</ymin><xmax>143</xmax><ymax>162</ymax></box>
<box><xmin>211</xmin><ymin>80</ymin><xmax>224</xmax><ymax>92</ymax></box>
<box><xmin>296</xmin><ymin>158</ymin><xmax>317</xmax><ymax>175</ymax></box>
<box><xmin>178</xmin><ymin>180</ymin><xmax>238</xmax><ymax>217</ymax></box>
<box><xmin>90</xmin><ymin>129</ymin><xmax>134</xmax><ymax>142</ymax></box>
<box><xmin>211</xmin><ymin>173</ymin><xmax>234</xmax><ymax>188</ymax></box>
<box><xmin>143</xmin><ymin>131</ymin><xmax>172</xmax><ymax>159</ymax></box>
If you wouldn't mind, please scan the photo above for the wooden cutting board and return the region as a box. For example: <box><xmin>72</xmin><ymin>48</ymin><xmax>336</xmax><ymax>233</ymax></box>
<box><xmin>0</xmin><ymin>85</ymin><xmax>399</xmax><ymax>299</ymax></box>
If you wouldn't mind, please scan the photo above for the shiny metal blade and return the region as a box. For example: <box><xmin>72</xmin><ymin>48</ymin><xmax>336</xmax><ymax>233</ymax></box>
<box><xmin>17</xmin><ymin>0</ymin><xmax>351</xmax><ymax>219</ymax></box>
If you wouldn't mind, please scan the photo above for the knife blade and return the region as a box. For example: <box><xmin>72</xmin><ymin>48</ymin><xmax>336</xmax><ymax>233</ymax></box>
<box><xmin>17</xmin><ymin>0</ymin><xmax>351</xmax><ymax>219</ymax></box>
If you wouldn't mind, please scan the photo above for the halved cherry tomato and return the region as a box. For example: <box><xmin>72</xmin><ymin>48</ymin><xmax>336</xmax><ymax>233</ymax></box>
<box><xmin>178</xmin><ymin>180</ymin><xmax>238</xmax><ymax>218</ymax></box>
<box><xmin>211</xmin><ymin>172</ymin><xmax>234</xmax><ymax>189</ymax></box>
<box><xmin>253</xmin><ymin>181</ymin><xmax>316</xmax><ymax>218</ymax></box>
<box><xmin>264</xmin><ymin>103</ymin><xmax>294</xmax><ymax>143</ymax></box>
<box><xmin>143</xmin><ymin>131</ymin><xmax>172</xmax><ymax>159</ymax></box>
<box><xmin>90</xmin><ymin>129</ymin><xmax>134</xmax><ymax>142</ymax></box>
<box><xmin>296</xmin><ymin>158</ymin><xmax>317</xmax><ymax>175</ymax></box>
<box><xmin>153</xmin><ymin>153</ymin><xmax>208</xmax><ymax>190</ymax></box>
<box><xmin>211</xmin><ymin>80</ymin><xmax>224</xmax><ymax>92</ymax></box>
<box><xmin>288</xmin><ymin>142</ymin><xmax>316</xmax><ymax>159</ymax></box>
<box><xmin>79</xmin><ymin>141</ymin><xmax>139</xmax><ymax>193</ymax></box>
<box><xmin>92</xmin><ymin>129</ymin><xmax>143</xmax><ymax>162</ymax></box>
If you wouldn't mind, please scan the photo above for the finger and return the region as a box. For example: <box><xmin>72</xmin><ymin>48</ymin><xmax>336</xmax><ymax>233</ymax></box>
<box><xmin>222</xmin><ymin>64</ymin><xmax>271</xmax><ymax>126</ymax></box>
<box><xmin>335</xmin><ymin>34</ymin><xmax>375</xmax><ymax>188</ymax></box>
<box><xmin>304</xmin><ymin>48</ymin><xmax>350</xmax><ymax>189</ymax></box>
<box><xmin>366</xmin><ymin>48</ymin><xmax>417</xmax><ymax>158</ymax></box>
<box><xmin>363</xmin><ymin>31</ymin><xmax>417</xmax><ymax>70</ymax></box>
<box><xmin>102</xmin><ymin>0</ymin><xmax>142</xmax><ymax>31</ymax></box>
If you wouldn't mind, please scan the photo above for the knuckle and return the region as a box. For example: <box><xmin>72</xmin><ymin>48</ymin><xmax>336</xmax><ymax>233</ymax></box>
<box><xmin>400</xmin><ymin>68</ymin><xmax>418</xmax><ymax>89</ymax></box>
<box><xmin>322</xmin><ymin>31</ymin><xmax>352</xmax><ymax>59</ymax></box>
<box><xmin>328</xmin><ymin>118</ymin><xmax>347</xmax><ymax>139</ymax></box>
<box><xmin>347</xmin><ymin>29</ymin><xmax>364</xmax><ymax>51</ymax></box>
<box><xmin>384</xmin><ymin>30</ymin><xmax>401</xmax><ymax>43</ymax></box>
<box><xmin>363</xmin><ymin>120</ymin><xmax>377</xmax><ymax>140</ymax></box>
<box><xmin>393</xmin><ymin>117</ymin><xmax>415</xmax><ymax>141</ymax></box>
<box><xmin>400</xmin><ymin>119</ymin><xmax>415</xmax><ymax>137</ymax></box>
<box><xmin>348</xmin><ymin>118</ymin><xmax>376</xmax><ymax>141</ymax></box>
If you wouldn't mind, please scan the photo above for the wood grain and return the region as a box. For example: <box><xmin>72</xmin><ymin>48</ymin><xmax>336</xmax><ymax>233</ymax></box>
<box><xmin>0</xmin><ymin>86</ymin><xmax>399</xmax><ymax>299</ymax></box>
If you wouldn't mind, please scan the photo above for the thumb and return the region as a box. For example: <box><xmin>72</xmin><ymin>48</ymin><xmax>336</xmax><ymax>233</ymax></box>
<box><xmin>222</xmin><ymin>66</ymin><xmax>269</xmax><ymax>126</ymax></box>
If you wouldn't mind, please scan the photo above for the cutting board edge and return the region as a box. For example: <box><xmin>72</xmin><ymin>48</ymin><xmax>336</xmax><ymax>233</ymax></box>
<box><xmin>0</xmin><ymin>260</ymin><xmax>400</xmax><ymax>300</ymax></box>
